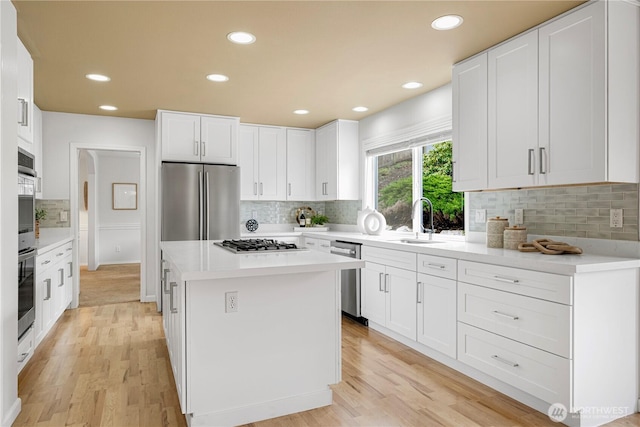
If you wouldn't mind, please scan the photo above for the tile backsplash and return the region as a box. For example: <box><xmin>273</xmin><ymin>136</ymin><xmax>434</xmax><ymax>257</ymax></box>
<box><xmin>36</xmin><ymin>199</ymin><xmax>71</xmax><ymax>228</ymax></box>
<box><xmin>240</xmin><ymin>200</ymin><xmax>360</xmax><ymax>225</ymax></box>
<box><xmin>468</xmin><ymin>183</ymin><xmax>639</xmax><ymax>241</ymax></box>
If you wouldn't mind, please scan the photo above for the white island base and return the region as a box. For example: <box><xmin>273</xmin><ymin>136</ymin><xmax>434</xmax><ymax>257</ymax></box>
<box><xmin>173</xmin><ymin>269</ymin><xmax>342</xmax><ymax>426</ymax></box>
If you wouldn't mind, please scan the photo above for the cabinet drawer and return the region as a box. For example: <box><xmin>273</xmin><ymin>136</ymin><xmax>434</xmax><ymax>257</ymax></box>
<box><xmin>458</xmin><ymin>260</ymin><xmax>572</xmax><ymax>304</ymax></box>
<box><xmin>17</xmin><ymin>327</ymin><xmax>34</xmax><ymax>374</ymax></box>
<box><xmin>458</xmin><ymin>282</ymin><xmax>571</xmax><ymax>358</ymax></box>
<box><xmin>417</xmin><ymin>254</ymin><xmax>456</xmax><ymax>280</ymax></box>
<box><xmin>362</xmin><ymin>246</ymin><xmax>416</xmax><ymax>271</ymax></box>
<box><xmin>458</xmin><ymin>323</ymin><xmax>570</xmax><ymax>407</ymax></box>
<box><xmin>36</xmin><ymin>251</ymin><xmax>56</xmax><ymax>271</ymax></box>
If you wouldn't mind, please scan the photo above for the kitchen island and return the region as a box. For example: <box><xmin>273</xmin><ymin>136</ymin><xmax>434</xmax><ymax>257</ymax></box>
<box><xmin>160</xmin><ymin>240</ymin><xmax>364</xmax><ymax>427</ymax></box>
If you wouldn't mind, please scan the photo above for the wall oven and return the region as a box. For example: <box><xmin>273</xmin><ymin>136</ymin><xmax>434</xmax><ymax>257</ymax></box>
<box><xmin>18</xmin><ymin>147</ymin><xmax>36</xmax><ymax>339</ymax></box>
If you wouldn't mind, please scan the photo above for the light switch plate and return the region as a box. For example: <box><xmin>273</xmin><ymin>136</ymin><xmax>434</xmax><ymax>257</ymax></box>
<box><xmin>610</xmin><ymin>209</ymin><xmax>623</xmax><ymax>228</ymax></box>
<box><xmin>475</xmin><ymin>209</ymin><xmax>486</xmax><ymax>224</ymax></box>
<box><xmin>514</xmin><ymin>209</ymin><xmax>524</xmax><ymax>225</ymax></box>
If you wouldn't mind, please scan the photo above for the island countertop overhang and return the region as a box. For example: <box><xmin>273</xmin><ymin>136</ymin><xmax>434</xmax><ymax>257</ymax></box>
<box><xmin>161</xmin><ymin>240</ymin><xmax>365</xmax><ymax>281</ymax></box>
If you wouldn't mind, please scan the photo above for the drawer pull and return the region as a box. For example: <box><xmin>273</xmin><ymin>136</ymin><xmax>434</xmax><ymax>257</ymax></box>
<box><xmin>492</xmin><ymin>354</ymin><xmax>519</xmax><ymax>367</ymax></box>
<box><xmin>426</xmin><ymin>263</ymin><xmax>446</xmax><ymax>270</ymax></box>
<box><xmin>379</xmin><ymin>273</ymin><xmax>384</xmax><ymax>292</ymax></box>
<box><xmin>492</xmin><ymin>310</ymin><xmax>519</xmax><ymax>321</ymax></box>
<box><xmin>384</xmin><ymin>274</ymin><xmax>390</xmax><ymax>293</ymax></box>
<box><xmin>417</xmin><ymin>282</ymin><xmax>423</xmax><ymax>303</ymax></box>
<box><xmin>493</xmin><ymin>276</ymin><xmax>520</xmax><ymax>284</ymax></box>
<box><xmin>18</xmin><ymin>351</ymin><xmax>30</xmax><ymax>363</ymax></box>
<box><xmin>41</xmin><ymin>260</ymin><xmax>51</xmax><ymax>265</ymax></box>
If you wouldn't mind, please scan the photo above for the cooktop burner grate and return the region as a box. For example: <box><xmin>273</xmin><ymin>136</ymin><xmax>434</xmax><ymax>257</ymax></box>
<box><xmin>215</xmin><ymin>239</ymin><xmax>303</xmax><ymax>253</ymax></box>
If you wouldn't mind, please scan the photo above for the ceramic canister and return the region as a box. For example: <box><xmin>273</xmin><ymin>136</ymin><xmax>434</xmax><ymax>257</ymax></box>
<box><xmin>486</xmin><ymin>216</ymin><xmax>509</xmax><ymax>248</ymax></box>
<box><xmin>503</xmin><ymin>226</ymin><xmax>527</xmax><ymax>250</ymax></box>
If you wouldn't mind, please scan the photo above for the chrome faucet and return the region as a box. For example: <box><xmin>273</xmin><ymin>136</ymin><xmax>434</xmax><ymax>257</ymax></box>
<box><xmin>411</xmin><ymin>197</ymin><xmax>434</xmax><ymax>240</ymax></box>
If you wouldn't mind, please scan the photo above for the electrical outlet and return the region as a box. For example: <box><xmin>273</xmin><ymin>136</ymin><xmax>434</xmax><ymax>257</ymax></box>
<box><xmin>225</xmin><ymin>291</ymin><xmax>238</xmax><ymax>313</ymax></box>
<box><xmin>60</xmin><ymin>211</ymin><xmax>68</xmax><ymax>221</ymax></box>
<box><xmin>115</xmin><ymin>245</ymin><xmax>121</xmax><ymax>252</ymax></box>
<box><xmin>610</xmin><ymin>209</ymin><xmax>623</xmax><ymax>228</ymax></box>
<box><xmin>514</xmin><ymin>209</ymin><xmax>524</xmax><ymax>225</ymax></box>
<box><xmin>475</xmin><ymin>209</ymin><xmax>486</xmax><ymax>224</ymax></box>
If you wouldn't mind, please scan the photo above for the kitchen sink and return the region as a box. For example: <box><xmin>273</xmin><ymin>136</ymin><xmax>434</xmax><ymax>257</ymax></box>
<box><xmin>390</xmin><ymin>239</ymin><xmax>444</xmax><ymax>245</ymax></box>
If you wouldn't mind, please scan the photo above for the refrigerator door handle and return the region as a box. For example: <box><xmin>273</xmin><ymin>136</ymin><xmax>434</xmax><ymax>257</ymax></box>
<box><xmin>198</xmin><ymin>171</ymin><xmax>204</xmax><ymax>240</ymax></box>
<box><xmin>205</xmin><ymin>171</ymin><xmax>210</xmax><ymax>240</ymax></box>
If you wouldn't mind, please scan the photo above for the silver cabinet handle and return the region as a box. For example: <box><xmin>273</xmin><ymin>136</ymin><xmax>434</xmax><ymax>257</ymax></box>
<box><xmin>259</xmin><ymin>182</ymin><xmax>263</xmax><ymax>196</ymax></box>
<box><xmin>492</xmin><ymin>310</ymin><xmax>519</xmax><ymax>320</ymax></box>
<box><xmin>384</xmin><ymin>274</ymin><xmax>390</xmax><ymax>293</ymax></box>
<box><xmin>306</xmin><ymin>241</ymin><xmax>316</xmax><ymax>246</ymax></box>
<box><xmin>194</xmin><ymin>140</ymin><xmax>199</xmax><ymax>156</ymax></box>
<box><xmin>56</xmin><ymin>252</ymin><xmax>64</xmax><ymax>257</ymax></box>
<box><xmin>527</xmin><ymin>149</ymin><xmax>535</xmax><ymax>175</ymax></box>
<box><xmin>379</xmin><ymin>273</ymin><xmax>384</xmax><ymax>292</ymax></box>
<box><xmin>41</xmin><ymin>260</ymin><xmax>51</xmax><ymax>266</ymax></box>
<box><xmin>492</xmin><ymin>354</ymin><xmax>519</xmax><ymax>367</ymax></box>
<box><xmin>204</xmin><ymin>171</ymin><xmax>210</xmax><ymax>240</ymax></box>
<box><xmin>253</xmin><ymin>182</ymin><xmax>258</xmax><ymax>196</ymax></box>
<box><xmin>201</xmin><ymin>141</ymin><xmax>206</xmax><ymax>157</ymax></box>
<box><xmin>198</xmin><ymin>171</ymin><xmax>204</xmax><ymax>240</ymax></box>
<box><xmin>66</xmin><ymin>247</ymin><xmax>72</xmax><ymax>252</ymax></box>
<box><xmin>163</xmin><ymin>268</ymin><xmax>171</xmax><ymax>294</ymax></box>
<box><xmin>426</xmin><ymin>263</ymin><xmax>446</xmax><ymax>270</ymax></box>
<box><xmin>18</xmin><ymin>351</ymin><xmax>30</xmax><ymax>363</ymax></box>
<box><xmin>37</xmin><ymin>177</ymin><xmax>42</xmax><ymax>192</ymax></box>
<box><xmin>44</xmin><ymin>279</ymin><xmax>51</xmax><ymax>300</ymax></box>
<box><xmin>170</xmin><ymin>282</ymin><xmax>178</xmax><ymax>313</ymax></box>
<box><xmin>539</xmin><ymin>147</ymin><xmax>547</xmax><ymax>174</ymax></box>
<box><xmin>18</xmin><ymin>98</ymin><xmax>28</xmax><ymax>126</ymax></box>
<box><xmin>58</xmin><ymin>268</ymin><xmax>64</xmax><ymax>286</ymax></box>
<box><xmin>67</xmin><ymin>261</ymin><xmax>73</xmax><ymax>278</ymax></box>
<box><xmin>417</xmin><ymin>282</ymin><xmax>423</xmax><ymax>303</ymax></box>
<box><xmin>288</xmin><ymin>183</ymin><xmax>292</xmax><ymax>196</ymax></box>
<box><xmin>493</xmin><ymin>276</ymin><xmax>520</xmax><ymax>284</ymax></box>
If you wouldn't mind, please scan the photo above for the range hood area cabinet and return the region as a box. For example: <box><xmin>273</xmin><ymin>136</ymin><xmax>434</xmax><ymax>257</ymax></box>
<box><xmin>238</xmin><ymin>125</ymin><xmax>287</xmax><ymax>201</ymax></box>
<box><xmin>452</xmin><ymin>0</ymin><xmax>640</xmax><ymax>192</ymax></box>
<box><xmin>158</xmin><ymin>110</ymin><xmax>239</xmax><ymax>165</ymax></box>
<box><xmin>315</xmin><ymin>119</ymin><xmax>359</xmax><ymax>201</ymax></box>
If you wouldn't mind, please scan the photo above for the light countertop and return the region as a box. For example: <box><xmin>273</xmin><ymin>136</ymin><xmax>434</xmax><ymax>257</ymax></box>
<box><xmin>161</xmin><ymin>240</ymin><xmax>365</xmax><ymax>281</ymax></box>
<box><xmin>36</xmin><ymin>228</ymin><xmax>74</xmax><ymax>254</ymax></box>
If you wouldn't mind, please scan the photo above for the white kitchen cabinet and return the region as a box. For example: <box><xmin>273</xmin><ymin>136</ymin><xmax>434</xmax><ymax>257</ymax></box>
<box><xmin>487</xmin><ymin>31</ymin><xmax>539</xmax><ymax>189</ymax></box>
<box><xmin>286</xmin><ymin>128</ymin><xmax>315</xmax><ymax>200</ymax></box>
<box><xmin>35</xmin><ymin>256</ymin><xmax>54</xmax><ymax>344</ymax></box>
<box><xmin>303</xmin><ymin>236</ymin><xmax>331</xmax><ymax>253</ymax></box>
<box><xmin>17</xmin><ymin>326</ymin><xmax>34</xmax><ymax>374</ymax></box>
<box><xmin>416</xmin><ymin>253</ymin><xmax>457</xmax><ymax>359</ymax></box>
<box><xmin>315</xmin><ymin>119</ymin><xmax>359</xmax><ymax>200</ymax></box>
<box><xmin>159</xmin><ymin>110</ymin><xmax>239</xmax><ymax>165</ymax></box>
<box><xmin>452</xmin><ymin>53</ymin><xmax>488</xmax><ymax>192</ymax></box>
<box><xmin>238</xmin><ymin>125</ymin><xmax>286</xmax><ymax>200</ymax></box>
<box><xmin>17</xmin><ymin>38</ymin><xmax>34</xmax><ymax>147</ymax></box>
<box><xmin>361</xmin><ymin>246</ymin><xmax>417</xmax><ymax>340</ymax></box>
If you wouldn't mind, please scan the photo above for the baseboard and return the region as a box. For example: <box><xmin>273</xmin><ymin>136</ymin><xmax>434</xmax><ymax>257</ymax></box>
<box><xmin>3</xmin><ymin>397</ymin><xmax>21</xmax><ymax>427</ymax></box>
<box><xmin>187</xmin><ymin>388</ymin><xmax>332</xmax><ymax>427</ymax></box>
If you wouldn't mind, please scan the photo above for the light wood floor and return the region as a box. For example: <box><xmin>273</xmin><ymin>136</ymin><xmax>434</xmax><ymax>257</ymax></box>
<box><xmin>79</xmin><ymin>264</ymin><xmax>140</xmax><ymax>307</ymax></box>
<box><xmin>14</xmin><ymin>303</ymin><xmax>640</xmax><ymax>427</ymax></box>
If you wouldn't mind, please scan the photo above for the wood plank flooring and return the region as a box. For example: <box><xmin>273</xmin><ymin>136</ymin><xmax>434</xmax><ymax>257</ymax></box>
<box><xmin>14</xmin><ymin>301</ymin><xmax>640</xmax><ymax>426</ymax></box>
<box><xmin>79</xmin><ymin>264</ymin><xmax>140</xmax><ymax>307</ymax></box>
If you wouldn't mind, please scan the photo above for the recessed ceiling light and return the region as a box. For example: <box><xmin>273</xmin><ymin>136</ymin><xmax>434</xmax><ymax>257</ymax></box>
<box><xmin>402</xmin><ymin>81</ymin><xmax>423</xmax><ymax>89</ymax></box>
<box><xmin>431</xmin><ymin>15</ymin><xmax>464</xmax><ymax>31</ymax></box>
<box><xmin>86</xmin><ymin>73</ymin><xmax>110</xmax><ymax>82</ymax></box>
<box><xmin>206</xmin><ymin>74</ymin><xmax>229</xmax><ymax>82</ymax></box>
<box><xmin>227</xmin><ymin>31</ymin><xmax>256</xmax><ymax>45</ymax></box>
<box><xmin>293</xmin><ymin>110</ymin><xmax>309</xmax><ymax>115</ymax></box>
<box><xmin>353</xmin><ymin>106</ymin><xmax>369</xmax><ymax>112</ymax></box>
<box><xmin>99</xmin><ymin>105</ymin><xmax>117</xmax><ymax>111</ymax></box>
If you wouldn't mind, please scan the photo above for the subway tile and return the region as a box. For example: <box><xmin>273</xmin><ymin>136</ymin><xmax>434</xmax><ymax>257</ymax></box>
<box><xmin>564</xmin><ymin>216</ymin><xmax>588</xmax><ymax>224</ymax></box>
<box><xmin>587</xmin><ymin>184</ymin><xmax>611</xmax><ymax>193</ymax></box>
<box><xmin>554</xmin><ymin>208</ymin><xmax>576</xmax><ymax>216</ymax></box>
<box><xmin>623</xmin><ymin>191</ymin><xmax>638</xmax><ymax>200</ymax></box>
<box><xmin>576</xmin><ymin>223</ymin><xmax>600</xmax><ymax>232</ymax></box>
<box><xmin>611</xmin><ymin>232</ymin><xmax>638</xmax><ymax>241</ymax></box>
<box><xmin>587</xmin><ymin>231</ymin><xmax>612</xmax><ymax>239</ymax></box>
<box><xmin>611</xmin><ymin>199</ymin><xmax>638</xmax><ymax>209</ymax></box>
<box><xmin>587</xmin><ymin>201</ymin><xmax>612</xmax><ymax>208</ymax></box>
<box><xmin>611</xmin><ymin>183</ymin><xmax>638</xmax><ymax>192</ymax></box>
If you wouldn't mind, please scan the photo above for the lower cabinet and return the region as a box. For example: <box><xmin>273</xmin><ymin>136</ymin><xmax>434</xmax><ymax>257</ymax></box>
<box><xmin>416</xmin><ymin>273</ymin><xmax>456</xmax><ymax>358</ymax></box>
<box><xmin>303</xmin><ymin>236</ymin><xmax>331</xmax><ymax>253</ymax></box>
<box><xmin>34</xmin><ymin>240</ymin><xmax>73</xmax><ymax>345</ymax></box>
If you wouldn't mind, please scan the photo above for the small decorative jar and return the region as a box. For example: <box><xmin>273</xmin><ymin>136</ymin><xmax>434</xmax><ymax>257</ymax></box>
<box><xmin>486</xmin><ymin>216</ymin><xmax>509</xmax><ymax>248</ymax></box>
<box><xmin>503</xmin><ymin>226</ymin><xmax>527</xmax><ymax>250</ymax></box>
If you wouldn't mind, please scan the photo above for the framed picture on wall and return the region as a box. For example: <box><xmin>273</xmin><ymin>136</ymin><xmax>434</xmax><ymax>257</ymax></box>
<box><xmin>112</xmin><ymin>183</ymin><xmax>137</xmax><ymax>210</ymax></box>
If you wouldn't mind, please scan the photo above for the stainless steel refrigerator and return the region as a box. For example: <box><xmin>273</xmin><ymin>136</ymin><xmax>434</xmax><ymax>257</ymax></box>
<box><xmin>161</xmin><ymin>162</ymin><xmax>240</xmax><ymax>241</ymax></box>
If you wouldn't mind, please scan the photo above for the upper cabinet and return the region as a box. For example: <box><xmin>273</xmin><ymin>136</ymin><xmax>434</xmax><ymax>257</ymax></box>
<box><xmin>286</xmin><ymin>128</ymin><xmax>315</xmax><ymax>201</ymax></box>
<box><xmin>159</xmin><ymin>110</ymin><xmax>239</xmax><ymax>165</ymax></box>
<box><xmin>17</xmin><ymin>38</ymin><xmax>34</xmax><ymax>147</ymax></box>
<box><xmin>315</xmin><ymin>119</ymin><xmax>359</xmax><ymax>201</ymax></box>
<box><xmin>453</xmin><ymin>0</ymin><xmax>639</xmax><ymax>191</ymax></box>
<box><xmin>452</xmin><ymin>54</ymin><xmax>488</xmax><ymax>192</ymax></box>
<box><xmin>238</xmin><ymin>125</ymin><xmax>287</xmax><ymax>201</ymax></box>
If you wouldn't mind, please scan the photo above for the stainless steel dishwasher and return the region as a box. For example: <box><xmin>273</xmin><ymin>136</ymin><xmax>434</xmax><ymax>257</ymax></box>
<box><xmin>330</xmin><ymin>240</ymin><xmax>368</xmax><ymax>325</ymax></box>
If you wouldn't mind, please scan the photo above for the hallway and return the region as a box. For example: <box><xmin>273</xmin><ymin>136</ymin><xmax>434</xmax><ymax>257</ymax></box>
<box><xmin>79</xmin><ymin>264</ymin><xmax>140</xmax><ymax>307</ymax></box>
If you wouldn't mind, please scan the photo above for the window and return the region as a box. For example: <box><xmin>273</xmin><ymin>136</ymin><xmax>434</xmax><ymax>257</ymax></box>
<box><xmin>372</xmin><ymin>140</ymin><xmax>464</xmax><ymax>234</ymax></box>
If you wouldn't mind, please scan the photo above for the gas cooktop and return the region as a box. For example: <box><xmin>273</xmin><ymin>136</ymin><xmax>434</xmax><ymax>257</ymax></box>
<box><xmin>214</xmin><ymin>239</ymin><xmax>306</xmax><ymax>254</ymax></box>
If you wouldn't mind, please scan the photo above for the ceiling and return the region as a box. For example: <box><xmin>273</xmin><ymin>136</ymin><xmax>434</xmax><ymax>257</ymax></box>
<box><xmin>14</xmin><ymin>0</ymin><xmax>584</xmax><ymax>129</ymax></box>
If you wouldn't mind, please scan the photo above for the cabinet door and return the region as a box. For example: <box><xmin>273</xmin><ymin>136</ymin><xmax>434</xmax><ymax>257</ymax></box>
<box><xmin>417</xmin><ymin>273</ymin><xmax>456</xmax><ymax>358</ymax></box>
<box><xmin>539</xmin><ymin>2</ymin><xmax>606</xmax><ymax>185</ymax></box>
<box><xmin>201</xmin><ymin>116</ymin><xmax>237</xmax><ymax>165</ymax></box>
<box><xmin>361</xmin><ymin>262</ymin><xmax>386</xmax><ymax>326</ymax></box>
<box><xmin>286</xmin><ymin>129</ymin><xmax>315</xmax><ymax>200</ymax></box>
<box><xmin>452</xmin><ymin>53</ymin><xmax>488</xmax><ymax>191</ymax></box>
<box><xmin>17</xmin><ymin>38</ymin><xmax>34</xmax><ymax>146</ymax></box>
<box><xmin>238</xmin><ymin>126</ymin><xmax>259</xmax><ymax>200</ymax></box>
<box><xmin>63</xmin><ymin>255</ymin><xmax>73</xmax><ymax>308</ymax></box>
<box><xmin>315</xmin><ymin>122</ymin><xmax>338</xmax><ymax>200</ymax></box>
<box><xmin>161</xmin><ymin>112</ymin><xmax>201</xmax><ymax>162</ymax></box>
<box><xmin>488</xmin><ymin>31</ymin><xmax>539</xmax><ymax>189</ymax></box>
<box><xmin>54</xmin><ymin>265</ymin><xmax>66</xmax><ymax>319</ymax></box>
<box><xmin>257</xmin><ymin>127</ymin><xmax>286</xmax><ymax>200</ymax></box>
<box><xmin>385</xmin><ymin>266</ymin><xmax>417</xmax><ymax>340</ymax></box>
<box><xmin>39</xmin><ymin>271</ymin><xmax>54</xmax><ymax>340</ymax></box>
<box><xmin>169</xmin><ymin>278</ymin><xmax>186</xmax><ymax>413</ymax></box>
